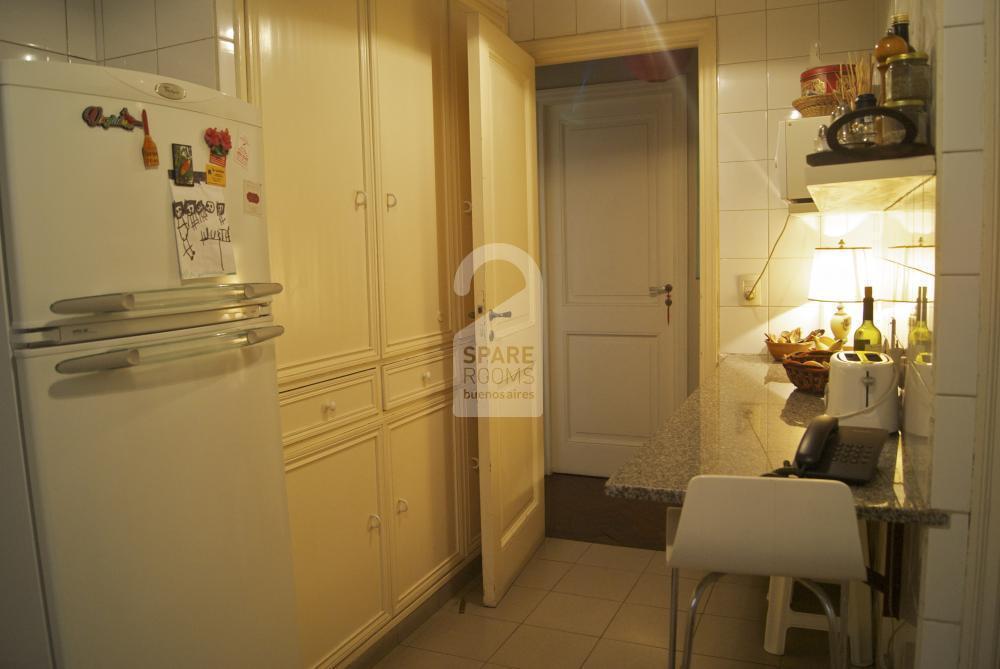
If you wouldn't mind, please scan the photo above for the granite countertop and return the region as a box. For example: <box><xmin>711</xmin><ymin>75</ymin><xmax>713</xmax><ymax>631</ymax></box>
<box><xmin>605</xmin><ymin>355</ymin><xmax>949</xmax><ymax>526</ymax></box>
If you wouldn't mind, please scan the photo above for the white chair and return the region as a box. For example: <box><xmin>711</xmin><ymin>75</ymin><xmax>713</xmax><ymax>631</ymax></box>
<box><xmin>665</xmin><ymin>475</ymin><xmax>867</xmax><ymax>669</ymax></box>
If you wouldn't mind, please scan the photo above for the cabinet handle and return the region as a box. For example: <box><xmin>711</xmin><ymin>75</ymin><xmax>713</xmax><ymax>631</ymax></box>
<box><xmin>462</xmin><ymin>200</ymin><xmax>472</xmax><ymax>214</ymax></box>
<box><xmin>471</xmin><ymin>457</ymin><xmax>479</xmax><ymax>470</ymax></box>
<box><xmin>386</xmin><ymin>193</ymin><xmax>398</xmax><ymax>209</ymax></box>
<box><xmin>421</xmin><ymin>371</ymin><xmax>432</xmax><ymax>383</ymax></box>
<box><xmin>355</xmin><ymin>191</ymin><xmax>367</xmax><ymax>209</ymax></box>
<box><xmin>396</xmin><ymin>498</ymin><xmax>409</xmax><ymax>513</ymax></box>
<box><xmin>368</xmin><ymin>514</ymin><xmax>381</xmax><ymax>530</ymax></box>
<box><xmin>323</xmin><ymin>400</ymin><xmax>337</xmax><ymax>415</ymax></box>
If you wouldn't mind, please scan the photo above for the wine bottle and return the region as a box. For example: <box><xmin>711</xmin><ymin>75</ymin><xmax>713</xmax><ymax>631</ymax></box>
<box><xmin>853</xmin><ymin>286</ymin><xmax>883</xmax><ymax>352</ymax></box>
<box><xmin>908</xmin><ymin>286</ymin><xmax>932</xmax><ymax>356</ymax></box>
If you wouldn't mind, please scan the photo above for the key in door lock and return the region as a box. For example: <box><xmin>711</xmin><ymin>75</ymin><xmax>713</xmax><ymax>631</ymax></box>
<box><xmin>649</xmin><ymin>284</ymin><xmax>674</xmax><ymax>325</ymax></box>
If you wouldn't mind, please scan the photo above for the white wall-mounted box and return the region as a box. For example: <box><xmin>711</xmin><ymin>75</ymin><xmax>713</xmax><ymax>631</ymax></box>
<box><xmin>774</xmin><ymin>116</ymin><xmax>827</xmax><ymax>205</ymax></box>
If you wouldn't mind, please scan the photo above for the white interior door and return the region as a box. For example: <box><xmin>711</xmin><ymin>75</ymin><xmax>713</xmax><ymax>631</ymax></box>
<box><xmin>465</xmin><ymin>13</ymin><xmax>545</xmax><ymax>607</ymax></box>
<box><xmin>542</xmin><ymin>81</ymin><xmax>689</xmax><ymax>477</ymax></box>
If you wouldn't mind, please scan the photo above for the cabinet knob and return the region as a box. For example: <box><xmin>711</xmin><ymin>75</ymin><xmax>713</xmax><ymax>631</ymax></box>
<box><xmin>368</xmin><ymin>514</ymin><xmax>381</xmax><ymax>530</ymax></box>
<box><xmin>323</xmin><ymin>400</ymin><xmax>337</xmax><ymax>415</ymax></box>
<box><xmin>462</xmin><ymin>200</ymin><xmax>472</xmax><ymax>214</ymax></box>
<box><xmin>471</xmin><ymin>457</ymin><xmax>479</xmax><ymax>470</ymax></box>
<box><xmin>421</xmin><ymin>371</ymin><xmax>432</xmax><ymax>383</ymax></box>
<box><xmin>355</xmin><ymin>191</ymin><xmax>367</xmax><ymax>209</ymax></box>
<box><xmin>396</xmin><ymin>498</ymin><xmax>409</xmax><ymax>513</ymax></box>
<box><xmin>386</xmin><ymin>193</ymin><xmax>398</xmax><ymax>209</ymax></box>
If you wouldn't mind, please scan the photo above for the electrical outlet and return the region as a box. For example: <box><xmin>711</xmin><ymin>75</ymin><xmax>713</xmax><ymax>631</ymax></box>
<box><xmin>740</xmin><ymin>274</ymin><xmax>762</xmax><ymax>305</ymax></box>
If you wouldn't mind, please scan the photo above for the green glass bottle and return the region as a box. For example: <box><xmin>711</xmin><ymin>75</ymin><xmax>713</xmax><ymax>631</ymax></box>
<box><xmin>853</xmin><ymin>286</ymin><xmax>883</xmax><ymax>352</ymax></box>
<box><xmin>908</xmin><ymin>285</ymin><xmax>932</xmax><ymax>356</ymax></box>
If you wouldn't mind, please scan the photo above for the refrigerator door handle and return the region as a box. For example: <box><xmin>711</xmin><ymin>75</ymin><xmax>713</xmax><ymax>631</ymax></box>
<box><xmin>50</xmin><ymin>283</ymin><xmax>283</xmax><ymax>315</ymax></box>
<box><xmin>55</xmin><ymin>325</ymin><xmax>284</xmax><ymax>374</ymax></box>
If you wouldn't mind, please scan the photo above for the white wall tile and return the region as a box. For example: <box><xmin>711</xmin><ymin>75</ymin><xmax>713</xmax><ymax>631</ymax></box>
<box><xmin>67</xmin><ymin>0</ymin><xmax>98</xmax><ymax>60</ymax></box>
<box><xmin>766</xmin><ymin>5</ymin><xmax>818</xmax><ymax>59</ymax></box>
<box><xmin>819</xmin><ymin>211</ymin><xmax>877</xmax><ymax>249</ymax></box>
<box><xmin>577</xmin><ymin>0</ymin><xmax>621</xmax><ymax>32</ymax></box>
<box><xmin>719</xmin><ymin>160</ymin><xmax>769</xmax><ymax>210</ymax></box>
<box><xmin>768</xmin><ymin>0</ymin><xmax>818</xmax><ymax>7</ymax></box>
<box><xmin>720</xmin><ymin>210</ymin><xmax>769</xmax><ymax>258</ymax></box>
<box><xmin>509</xmin><ymin>0</ymin><xmax>535</xmax><ymax>41</ymax></box>
<box><xmin>669</xmin><ymin>0</ymin><xmax>716</xmax><ymax>20</ymax></box>
<box><xmin>102</xmin><ymin>0</ymin><xmax>156</xmax><ymax>58</ymax></box>
<box><xmin>767</xmin><ymin>159</ymin><xmax>785</xmax><ymax>209</ymax></box>
<box><xmin>818</xmin><ymin>0</ymin><xmax>877</xmax><ymax>53</ymax></box>
<box><xmin>938</xmin><ymin>151</ymin><xmax>984</xmax><ymax>276</ymax></box>
<box><xmin>104</xmin><ymin>49</ymin><xmax>157</xmax><ymax>73</ymax></box>
<box><xmin>718</xmin><ymin>111</ymin><xmax>767</xmax><ymax>162</ymax></box>
<box><xmin>534</xmin><ymin>0</ymin><xmax>576</xmax><ymax>38</ymax></box>
<box><xmin>718</xmin><ymin>11</ymin><xmax>765</xmax><ymax>64</ymax></box>
<box><xmin>0</xmin><ymin>40</ymin><xmax>68</xmax><ymax>62</ymax></box>
<box><xmin>769</xmin><ymin>258</ymin><xmax>812</xmax><ymax>305</ymax></box>
<box><xmin>915</xmin><ymin>619</ymin><xmax>961</xmax><ymax>669</ymax></box>
<box><xmin>770</xmin><ymin>210</ymin><xmax>820</xmax><ymax>258</ymax></box>
<box><xmin>0</xmin><ymin>0</ymin><xmax>67</xmax><ymax>54</ymax></box>
<box><xmin>769</xmin><ymin>302</ymin><xmax>821</xmax><ymax>336</ymax></box>
<box><xmin>718</xmin><ymin>60</ymin><xmax>767</xmax><ymax>113</ymax></box>
<box><xmin>624</xmin><ymin>0</ymin><xmax>667</xmax><ymax>26</ymax></box>
<box><xmin>943</xmin><ymin>0</ymin><xmax>982</xmax><ymax>27</ymax></box>
<box><xmin>931</xmin><ymin>396</ymin><xmax>975</xmax><ymax>512</ymax></box>
<box><xmin>766</xmin><ymin>108</ymin><xmax>795</xmax><ymax>160</ymax></box>
<box><xmin>155</xmin><ymin>0</ymin><xmax>215</xmax><ymax>48</ymax></box>
<box><xmin>920</xmin><ymin>513</ymin><xmax>969</xmax><ymax>623</ymax></box>
<box><xmin>716</xmin><ymin>0</ymin><xmax>763</xmax><ymax>14</ymax></box>
<box><xmin>157</xmin><ymin>38</ymin><xmax>217</xmax><ymax>88</ymax></box>
<box><xmin>934</xmin><ymin>275</ymin><xmax>980</xmax><ymax>396</ymax></box>
<box><xmin>721</xmin><ymin>259</ymin><xmax>768</xmax><ymax>305</ymax></box>
<box><xmin>766</xmin><ymin>56</ymin><xmax>808</xmax><ymax>110</ymax></box>
<box><xmin>720</xmin><ymin>306</ymin><xmax>769</xmax><ymax>353</ymax></box>
<box><xmin>217</xmin><ymin>38</ymin><xmax>236</xmax><ymax>96</ymax></box>
<box><xmin>940</xmin><ymin>25</ymin><xmax>985</xmax><ymax>152</ymax></box>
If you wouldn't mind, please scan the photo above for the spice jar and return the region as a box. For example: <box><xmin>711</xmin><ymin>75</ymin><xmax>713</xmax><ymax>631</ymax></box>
<box><xmin>884</xmin><ymin>99</ymin><xmax>928</xmax><ymax>144</ymax></box>
<box><xmin>886</xmin><ymin>52</ymin><xmax>931</xmax><ymax>102</ymax></box>
<box><xmin>840</xmin><ymin>93</ymin><xmax>879</xmax><ymax>148</ymax></box>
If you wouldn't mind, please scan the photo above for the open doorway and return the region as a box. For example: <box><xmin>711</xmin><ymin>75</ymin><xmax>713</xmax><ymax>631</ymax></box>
<box><xmin>537</xmin><ymin>50</ymin><xmax>700</xmax><ymax>546</ymax></box>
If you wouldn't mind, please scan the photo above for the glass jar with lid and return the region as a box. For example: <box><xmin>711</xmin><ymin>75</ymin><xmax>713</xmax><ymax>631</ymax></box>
<box><xmin>886</xmin><ymin>52</ymin><xmax>931</xmax><ymax>102</ymax></box>
<box><xmin>883</xmin><ymin>99</ymin><xmax>928</xmax><ymax>144</ymax></box>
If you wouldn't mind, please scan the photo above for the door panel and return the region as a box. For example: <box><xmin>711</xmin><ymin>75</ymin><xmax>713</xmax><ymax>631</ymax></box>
<box><xmin>543</xmin><ymin>82</ymin><xmax>689</xmax><ymax>477</ymax></box>
<box><xmin>284</xmin><ymin>430</ymin><xmax>388</xmax><ymax>668</ymax></box>
<box><xmin>372</xmin><ymin>0</ymin><xmax>453</xmax><ymax>355</ymax></box>
<box><xmin>387</xmin><ymin>401</ymin><xmax>460</xmax><ymax>608</ymax></box>
<box><xmin>252</xmin><ymin>0</ymin><xmax>379</xmax><ymax>381</ymax></box>
<box><xmin>466</xmin><ymin>13</ymin><xmax>544</xmax><ymax>607</ymax></box>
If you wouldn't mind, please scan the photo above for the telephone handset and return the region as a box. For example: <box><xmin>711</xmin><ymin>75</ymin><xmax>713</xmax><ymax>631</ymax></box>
<box><xmin>767</xmin><ymin>414</ymin><xmax>888</xmax><ymax>485</ymax></box>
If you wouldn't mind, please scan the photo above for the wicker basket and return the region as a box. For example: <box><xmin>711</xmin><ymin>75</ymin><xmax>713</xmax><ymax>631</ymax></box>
<box><xmin>782</xmin><ymin>350</ymin><xmax>834</xmax><ymax>395</ymax></box>
<box><xmin>792</xmin><ymin>94</ymin><xmax>837</xmax><ymax>118</ymax></box>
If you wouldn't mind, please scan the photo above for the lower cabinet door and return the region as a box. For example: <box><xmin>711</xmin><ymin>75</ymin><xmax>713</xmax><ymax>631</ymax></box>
<box><xmin>284</xmin><ymin>428</ymin><xmax>388</xmax><ymax>668</ymax></box>
<box><xmin>386</xmin><ymin>400</ymin><xmax>460</xmax><ymax>609</ymax></box>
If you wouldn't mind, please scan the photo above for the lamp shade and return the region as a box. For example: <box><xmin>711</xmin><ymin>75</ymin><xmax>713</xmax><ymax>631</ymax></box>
<box><xmin>807</xmin><ymin>244</ymin><xmax>872</xmax><ymax>303</ymax></box>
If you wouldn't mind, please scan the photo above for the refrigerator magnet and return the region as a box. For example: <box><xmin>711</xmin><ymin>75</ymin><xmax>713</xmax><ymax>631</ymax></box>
<box><xmin>172</xmin><ymin>144</ymin><xmax>195</xmax><ymax>186</ymax></box>
<box><xmin>140</xmin><ymin>110</ymin><xmax>159</xmax><ymax>169</ymax></box>
<box><xmin>234</xmin><ymin>134</ymin><xmax>250</xmax><ymax>168</ymax></box>
<box><xmin>243</xmin><ymin>180</ymin><xmax>262</xmax><ymax>216</ymax></box>
<box><xmin>81</xmin><ymin>105</ymin><xmax>143</xmax><ymax>131</ymax></box>
<box><xmin>205</xmin><ymin>163</ymin><xmax>226</xmax><ymax>187</ymax></box>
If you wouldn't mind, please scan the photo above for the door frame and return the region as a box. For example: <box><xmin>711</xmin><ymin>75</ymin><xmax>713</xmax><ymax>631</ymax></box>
<box><xmin>537</xmin><ymin>79</ymin><xmax>690</xmax><ymax>476</ymax></box>
<box><xmin>519</xmin><ymin>18</ymin><xmax>719</xmax><ymax>388</ymax></box>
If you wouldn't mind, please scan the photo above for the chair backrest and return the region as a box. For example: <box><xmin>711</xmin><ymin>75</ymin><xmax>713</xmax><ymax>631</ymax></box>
<box><xmin>667</xmin><ymin>475</ymin><xmax>866</xmax><ymax>582</ymax></box>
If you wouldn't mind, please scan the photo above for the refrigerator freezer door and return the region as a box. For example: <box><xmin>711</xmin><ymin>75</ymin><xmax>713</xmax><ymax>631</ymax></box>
<box><xmin>0</xmin><ymin>63</ymin><xmax>270</xmax><ymax>330</ymax></box>
<box><xmin>14</xmin><ymin>321</ymin><xmax>300</xmax><ymax>668</ymax></box>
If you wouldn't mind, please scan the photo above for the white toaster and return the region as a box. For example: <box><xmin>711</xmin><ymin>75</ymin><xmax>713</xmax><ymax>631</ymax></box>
<box><xmin>825</xmin><ymin>351</ymin><xmax>900</xmax><ymax>432</ymax></box>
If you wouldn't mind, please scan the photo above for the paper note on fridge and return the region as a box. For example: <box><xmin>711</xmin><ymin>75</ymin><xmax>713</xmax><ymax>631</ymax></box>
<box><xmin>170</xmin><ymin>183</ymin><xmax>236</xmax><ymax>279</ymax></box>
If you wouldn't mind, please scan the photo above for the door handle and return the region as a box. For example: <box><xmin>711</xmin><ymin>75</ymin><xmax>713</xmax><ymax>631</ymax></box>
<box><xmin>488</xmin><ymin>309</ymin><xmax>512</xmax><ymax>321</ymax></box>
<box><xmin>396</xmin><ymin>499</ymin><xmax>409</xmax><ymax>513</ymax></box>
<box><xmin>648</xmin><ymin>284</ymin><xmax>673</xmax><ymax>297</ymax></box>
<box><xmin>368</xmin><ymin>514</ymin><xmax>381</xmax><ymax>530</ymax></box>
<box><xmin>386</xmin><ymin>193</ymin><xmax>398</xmax><ymax>209</ymax></box>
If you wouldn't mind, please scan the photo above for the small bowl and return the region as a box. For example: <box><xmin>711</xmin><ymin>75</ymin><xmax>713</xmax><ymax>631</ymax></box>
<box><xmin>782</xmin><ymin>350</ymin><xmax>834</xmax><ymax>395</ymax></box>
<box><xmin>765</xmin><ymin>340</ymin><xmax>813</xmax><ymax>362</ymax></box>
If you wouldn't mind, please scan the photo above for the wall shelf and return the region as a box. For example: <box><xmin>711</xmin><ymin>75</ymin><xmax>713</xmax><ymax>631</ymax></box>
<box><xmin>805</xmin><ymin>155</ymin><xmax>936</xmax><ymax>212</ymax></box>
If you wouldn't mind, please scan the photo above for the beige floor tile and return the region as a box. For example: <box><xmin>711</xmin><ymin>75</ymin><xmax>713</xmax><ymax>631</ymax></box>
<box><xmin>647</xmin><ymin>551</ymin><xmax>713</xmax><ymax>581</ymax></box>
<box><xmin>553</xmin><ymin>564</ymin><xmax>641</xmax><ymax>601</ymax></box>
<box><xmin>583</xmin><ymin>638</ymin><xmax>669</xmax><ymax>668</ymax></box>
<box><xmin>535</xmin><ymin>538</ymin><xmax>591</xmax><ymax>563</ymax></box>
<box><xmin>776</xmin><ymin>628</ymin><xmax>836</xmax><ymax>668</ymax></box>
<box><xmin>488</xmin><ymin>624</ymin><xmax>598</xmax><ymax>669</ymax></box>
<box><xmin>705</xmin><ymin>582</ymin><xmax>769</xmax><ymax>621</ymax></box>
<box><xmin>687</xmin><ymin>653</ymin><xmax>776</xmax><ymax>668</ymax></box>
<box><xmin>514</xmin><ymin>558</ymin><xmax>574</xmax><ymax>590</ymax></box>
<box><xmin>578</xmin><ymin>544</ymin><xmax>656</xmax><ymax>572</ymax></box>
<box><xmin>404</xmin><ymin>611</ymin><xmax>517</xmax><ymax>661</ymax></box>
<box><xmin>375</xmin><ymin>645</ymin><xmax>485</xmax><ymax>668</ymax></box>
<box><xmin>459</xmin><ymin>585</ymin><xmax>549</xmax><ymax>623</ymax></box>
<box><xmin>603</xmin><ymin>603</ymin><xmax>692</xmax><ymax>650</ymax></box>
<box><xmin>626</xmin><ymin>572</ymin><xmax>708</xmax><ymax>610</ymax></box>
<box><xmin>692</xmin><ymin>613</ymin><xmax>780</xmax><ymax>666</ymax></box>
<box><xmin>524</xmin><ymin>591</ymin><xmax>621</xmax><ymax>637</ymax></box>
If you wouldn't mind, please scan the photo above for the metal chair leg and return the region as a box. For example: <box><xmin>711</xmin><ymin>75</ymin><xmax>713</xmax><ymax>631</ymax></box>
<box><xmin>680</xmin><ymin>572</ymin><xmax>722</xmax><ymax>669</ymax></box>
<box><xmin>796</xmin><ymin>578</ymin><xmax>847</xmax><ymax>669</ymax></box>
<box><xmin>669</xmin><ymin>568</ymin><xmax>679</xmax><ymax>669</ymax></box>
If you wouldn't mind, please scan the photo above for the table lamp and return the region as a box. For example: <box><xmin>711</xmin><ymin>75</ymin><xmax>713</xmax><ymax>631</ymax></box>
<box><xmin>807</xmin><ymin>240</ymin><xmax>871</xmax><ymax>340</ymax></box>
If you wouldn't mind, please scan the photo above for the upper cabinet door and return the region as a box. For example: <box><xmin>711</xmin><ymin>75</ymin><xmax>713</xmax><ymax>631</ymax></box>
<box><xmin>250</xmin><ymin>0</ymin><xmax>379</xmax><ymax>387</ymax></box>
<box><xmin>370</xmin><ymin>0</ymin><xmax>454</xmax><ymax>357</ymax></box>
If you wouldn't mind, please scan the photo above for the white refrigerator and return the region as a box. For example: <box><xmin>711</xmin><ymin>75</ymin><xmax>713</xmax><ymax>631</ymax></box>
<box><xmin>0</xmin><ymin>61</ymin><xmax>301</xmax><ymax>668</ymax></box>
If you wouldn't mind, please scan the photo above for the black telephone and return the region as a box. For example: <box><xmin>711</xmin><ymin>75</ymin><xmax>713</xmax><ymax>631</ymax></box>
<box><xmin>770</xmin><ymin>414</ymin><xmax>888</xmax><ymax>485</ymax></box>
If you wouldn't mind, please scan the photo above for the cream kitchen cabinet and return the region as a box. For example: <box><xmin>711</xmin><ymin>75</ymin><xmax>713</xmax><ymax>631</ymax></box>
<box><xmin>283</xmin><ymin>427</ymin><xmax>390</xmax><ymax>669</ymax></box>
<box><xmin>385</xmin><ymin>399</ymin><xmax>461</xmax><ymax>610</ymax></box>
